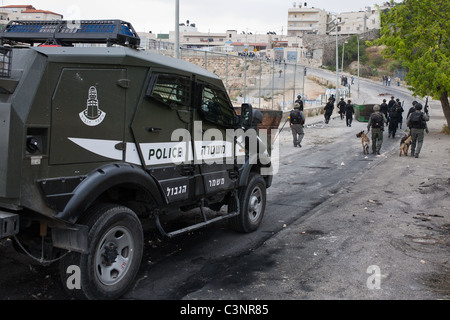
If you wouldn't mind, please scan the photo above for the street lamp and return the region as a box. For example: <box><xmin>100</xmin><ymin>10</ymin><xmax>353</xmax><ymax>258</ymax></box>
<box><xmin>341</xmin><ymin>40</ymin><xmax>348</xmax><ymax>74</ymax></box>
<box><xmin>329</xmin><ymin>17</ymin><xmax>344</xmax><ymax>103</ymax></box>
<box><xmin>175</xmin><ymin>0</ymin><xmax>180</xmax><ymax>59</ymax></box>
<box><xmin>357</xmin><ymin>36</ymin><xmax>364</xmax><ymax>98</ymax></box>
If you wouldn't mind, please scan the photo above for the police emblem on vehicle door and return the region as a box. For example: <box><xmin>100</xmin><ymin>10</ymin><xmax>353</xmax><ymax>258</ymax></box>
<box><xmin>79</xmin><ymin>86</ymin><xmax>106</xmax><ymax>126</ymax></box>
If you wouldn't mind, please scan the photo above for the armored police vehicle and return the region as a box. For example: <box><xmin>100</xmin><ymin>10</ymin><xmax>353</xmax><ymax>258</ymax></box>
<box><xmin>0</xmin><ymin>20</ymin><xmax>279</xmax><ymax>299</ymax></box>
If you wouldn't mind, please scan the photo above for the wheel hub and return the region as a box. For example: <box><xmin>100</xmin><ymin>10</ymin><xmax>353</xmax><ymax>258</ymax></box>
<box><xmin>249</xmin><ymin>196</ymin><xmax>259</xmax><ymax>212</ymax></box>
<box><xmin>102</xmin><ymin>243</ymin><xmax>119</xmax><ymax>266</ymax></box>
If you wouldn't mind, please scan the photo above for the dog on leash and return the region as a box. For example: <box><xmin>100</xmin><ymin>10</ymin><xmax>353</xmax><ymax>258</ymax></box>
<box><xmin>399</xmin><ymin>133</ymin><xmax>412</xmax><ymax>156</ymax></box>
<box><xmin>356</xmin><ymin>130</ymin><xmax>370</xmax><ymax>154</ymax></box>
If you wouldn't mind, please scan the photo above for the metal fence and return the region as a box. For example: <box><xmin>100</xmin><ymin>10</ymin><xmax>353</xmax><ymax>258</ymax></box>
<box><xmin>146</xmin><ymin>47</ymin><xmax>352</xmax><ymax>110</ymax></box>
<box><xmin>179</xmin><ymin>48</ymin><xmax>317</xmax><ymax>111</ymax></box>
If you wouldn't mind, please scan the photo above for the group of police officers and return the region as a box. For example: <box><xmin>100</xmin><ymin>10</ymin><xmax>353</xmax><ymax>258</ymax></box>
<box><xmin>367</xmin><ymin>97</ymin><xmax>430</xmax><ymax>157</ymax></box>
<box><xmin>289</xmin><ymin>94</ymin><xmax>430</xmax><ymax>158</ymax></box>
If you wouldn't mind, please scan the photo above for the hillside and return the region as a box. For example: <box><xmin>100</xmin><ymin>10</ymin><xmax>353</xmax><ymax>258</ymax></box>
<box><xmin>348</xmin><ymin>44</ymin><xmax>402</xmax><ymax>84</ymax></box>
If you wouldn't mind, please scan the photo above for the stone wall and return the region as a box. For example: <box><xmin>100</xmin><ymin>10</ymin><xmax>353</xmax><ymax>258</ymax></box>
<box><xmin>302</xmin><ymin>29</ymin><xmax>380</xmax><ymax>67</ymax></box>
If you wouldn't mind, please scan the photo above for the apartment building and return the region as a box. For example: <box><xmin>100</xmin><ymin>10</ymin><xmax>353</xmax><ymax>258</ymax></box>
<box><xmin>338</xmin><ymin>7</ymin><xmax>381</xmax><ymax>35</ymax></box>
<box><xmin>287</xmin><ymin>2</ymin><xmax>382</xmax><ymax>37</ymax></box>
<box><xmin>287</xmin><ymin>4</ymin><xmax>328</xmax><ymax>36</ymax></box>
<box><xmin>0</xmin><ymin>5</ymin><xmax>63</xmax><ymax>25</ymax></box>
<box><xmin>165</xmin><ymin>21</ymin><xmax>275</xmax><ymax>52</ymax></box>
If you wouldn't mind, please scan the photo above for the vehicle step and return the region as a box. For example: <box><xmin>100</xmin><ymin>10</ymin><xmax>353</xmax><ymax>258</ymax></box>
<box><xmin>0</xmin><ymin>211</ymin><xmax>19</xmax><ymax>238</ymax></box>
<box><xmin>155</xmin><ymin>211</ymin><xmax>240</xmax><ymax>239</ymax></box>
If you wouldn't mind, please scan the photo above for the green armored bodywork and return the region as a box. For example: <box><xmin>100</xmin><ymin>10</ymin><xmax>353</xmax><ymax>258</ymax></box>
<box><xmin>0</xmin><ymin>45</ymin><xmax>274</xmax><ymax>218</ymax></box>
<box><xmin>0</xmin><ymin>20</ymin><xmax>280</xmax><ymax>300</ymax></box>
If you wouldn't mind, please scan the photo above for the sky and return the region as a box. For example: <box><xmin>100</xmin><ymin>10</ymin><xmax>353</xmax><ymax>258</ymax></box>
<box><xmin>1</xmin><ymin>0</ymin><xmax>387</xmax><ymax>34</ymax></box>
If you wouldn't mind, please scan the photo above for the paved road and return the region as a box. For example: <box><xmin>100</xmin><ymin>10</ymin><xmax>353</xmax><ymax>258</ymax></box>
<box><xmin>1</xmin><ymin>73</ymin><xmax>447</xmax><ymax>302</ymax></box>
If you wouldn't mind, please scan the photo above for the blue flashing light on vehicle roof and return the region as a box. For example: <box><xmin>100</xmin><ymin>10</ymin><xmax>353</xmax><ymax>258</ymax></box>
<box><xmin>0</xmin><ymin>20</ymin><xmax>140</xmax><ymax>48</ymax></box>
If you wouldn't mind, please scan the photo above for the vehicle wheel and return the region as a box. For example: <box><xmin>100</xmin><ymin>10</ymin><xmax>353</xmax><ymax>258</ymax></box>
<box><xmin>59</xmin><ymin>204</ymin><xmax>143</xmax><ymax>300</ymax></box>
<box><xmin>229</xmin><ymin>172</ymin><xmax>266</xmax><ymax>233</ymax></box>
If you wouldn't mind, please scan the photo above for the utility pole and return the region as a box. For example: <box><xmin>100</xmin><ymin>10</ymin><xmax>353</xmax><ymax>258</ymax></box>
<box><xmin>175</xmin><ymin>0</ymin><xmax>180</xmax><ymax>59</ymax></box>
<box><xmin>341</xmin><ymin>40</ymin><xmax>348</xmax><ymax>73</ymax></box>
<box><xmin>357</xmin><ymin>36</ymin><xmax>364</xmax><ymax>98</ymax></box>
<box><xmin>336</xmin><ymin>25</ymin><xmax>339</xmax><ymax>102</ymax></box>
<box><xmin>357</xmin><ymin>36</ymin><xmax>360</xmax><ymax>98</ymax></box>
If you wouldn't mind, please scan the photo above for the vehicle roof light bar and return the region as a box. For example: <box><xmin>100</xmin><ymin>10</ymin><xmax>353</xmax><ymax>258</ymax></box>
<box><xmin>0</xmin><ymin>20</ymin><xmax>140</xmax><ymax>48</ymax></box>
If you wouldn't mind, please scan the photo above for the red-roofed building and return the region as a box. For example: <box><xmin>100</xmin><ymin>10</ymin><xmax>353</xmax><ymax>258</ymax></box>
<box><xmin>0</xmin><ymin>4</ymin><xmax>63</xmax><ymax>25</ymax></box>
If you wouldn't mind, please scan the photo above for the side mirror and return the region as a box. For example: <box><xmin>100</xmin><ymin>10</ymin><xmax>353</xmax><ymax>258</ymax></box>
<box><xmin>241</xmin><ymin>103</ymin><xmax>253</xmax><ymax>128</ymax></box>
<box><xmin>241</xmin><ymin>103</ymin><xmax>263</xmax><ymax>129</ymax></box>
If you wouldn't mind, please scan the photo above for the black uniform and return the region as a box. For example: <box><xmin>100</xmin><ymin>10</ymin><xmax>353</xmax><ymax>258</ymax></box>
<box><xmin>380</xmin><ymin>101</ymin><xmax>388</xmax><ymax>119</ymax></box>
<box><xmin>387</xmin><ymin>97</ymin><xmax>396</xmax><ymax>114</ymax></box>
<box><xmin>396</xmin><ymin>100</ymin><xmax>404</xmax><ymax>129</ymax></box>
<box><xmin>388</xmin><ymin>103</ymin><xmax>401</xmax><ymax>138</ymax></box>
<box><xmin>337</xmin><ymin>98</ymin><xmax>346</xmax><ymax>120</ymax></box>
<box><xmin>344</xmin><ymin>101</ymin><xmax>354</xmax><ymax>127</ymax></box>
<box><xmin>294</xmin><ymin>96</ymin><xmax>304</xmax><ymax>111</ymax></box>
<box><xmin>324</xmin><ymin>101</ymin><xmax>334</xmax><ymax>124</ymax></box>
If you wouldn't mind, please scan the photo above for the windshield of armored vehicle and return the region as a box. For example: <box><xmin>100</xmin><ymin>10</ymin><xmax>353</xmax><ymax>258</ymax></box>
<box><xmin>200</xmin><ymin>86</ymin><xmax>235</xmax><ymax>128</ymax></box>
<box><xmin>147</xmin><ymin>73</ymin><xmax>191</xmax><ymax>108</ymax></box>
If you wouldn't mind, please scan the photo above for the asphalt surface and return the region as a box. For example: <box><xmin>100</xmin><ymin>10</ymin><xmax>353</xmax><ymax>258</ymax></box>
<box><xmin>0</xmin><ymin>70</ymin><xmax>448</xmax><ymax>304</ymax></box>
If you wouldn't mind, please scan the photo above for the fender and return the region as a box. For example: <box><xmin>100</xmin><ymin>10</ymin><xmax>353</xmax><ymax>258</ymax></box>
<box><xmin>54</xmin><ymin>163</ymin><xmax>164</xmax><ymax>223</ymax></box>
<box><xmin>238</xmin><ymin>152</ymin><xmax>273</xmax><ymax>188</ymax></box>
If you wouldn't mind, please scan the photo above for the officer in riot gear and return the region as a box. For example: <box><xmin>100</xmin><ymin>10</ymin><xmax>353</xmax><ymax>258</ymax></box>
<box><xmin>407</xmin><ymin>103</ymin><xmax>430</xmax><ymax>158</ymax></box>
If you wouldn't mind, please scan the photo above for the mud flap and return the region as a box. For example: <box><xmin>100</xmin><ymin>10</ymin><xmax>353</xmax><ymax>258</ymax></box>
<box><xmin>52</xmin><ymin>224</ymin><xmax>89</xmax><ymax>254</ymax></box>
<box><xmin>0</xmin><ymin>211</ymin><xmax>19</xmax><ymax>238</ymax></box>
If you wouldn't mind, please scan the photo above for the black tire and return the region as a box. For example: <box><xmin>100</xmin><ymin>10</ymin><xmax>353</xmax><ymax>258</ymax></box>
<box><xmin>59</xmin><ymin>204</ymin><xmax>143</xmax><ymax>300</ymax></box>
<box><xmin>229</xmin><ymin>172</ymin><xmax>266</xmax><ymax>233</ymax></box>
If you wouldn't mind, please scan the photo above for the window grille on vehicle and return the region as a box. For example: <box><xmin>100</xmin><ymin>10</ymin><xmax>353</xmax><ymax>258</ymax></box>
<box><xmin>0</xmin><ymin>47</ymin><xmax>12</xmax><ymax>78</ymax></box>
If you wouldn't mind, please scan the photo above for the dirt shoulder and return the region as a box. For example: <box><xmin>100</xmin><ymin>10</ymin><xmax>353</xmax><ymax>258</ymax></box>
<box><xmin>278</xmin><ymin>101</ymin><xmax>450</xmax><ymax>299</ymax></box>
<box><xmin>186</xmin><ymin>95</ymin><xmax>450</xmax><ymax>300</ymax></box>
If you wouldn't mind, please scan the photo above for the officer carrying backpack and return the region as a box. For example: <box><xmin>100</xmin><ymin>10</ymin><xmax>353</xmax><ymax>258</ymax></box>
<box><xmin>389</xmin><ymin>105</ymin><xmax>399</xmax><ymax>118</ymax></box>
<box><xmin>290</xmin><ymin>109</ymin><xmax>304</xmax><ymax>125</ymax></box>
<box><xmin>370</xmin><ymin>113</ymin><xmax>383</xmax><ymax>128</ymax></box>
<box><xmin>409</xmin><ymin>111</ymin><xmax>424</xmax><ymax>129</ymax></box>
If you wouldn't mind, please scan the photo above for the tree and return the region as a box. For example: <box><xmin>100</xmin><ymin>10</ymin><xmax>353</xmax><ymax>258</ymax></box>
<box><xmin>377</xmin><ymin>0</ymin><xmax>450</xmax><ymax>126</ymax></box>
<box><xmin>339</xmin><ymin>35</ymin><xmax>368</xmax><ymax>69</ymax></box>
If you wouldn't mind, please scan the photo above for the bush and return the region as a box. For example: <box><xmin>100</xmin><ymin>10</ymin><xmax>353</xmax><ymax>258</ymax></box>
<box><xmin>372</xmin><ymin>56</ymin><xmax>384</xmax><ymax>67</ymax></box>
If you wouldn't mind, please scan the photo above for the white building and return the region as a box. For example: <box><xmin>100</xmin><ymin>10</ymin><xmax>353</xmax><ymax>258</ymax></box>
<box><xmin>0</xmin><ymin>5</ymin><xmax>63</xmax><ymax>24</ymax></box>
<box><xmin>334</xmin><ymin>6</ymin><xmax>382</xmax><ymax>35</ymax></box>
<box><xmin>287</xmin><ymin>3</ymin><xmax>328</xmax><ymax>36</ymax></box>
<box><xmin>287</xmin><ymin>2</ymin><xmax>383</xmax><ymax>37</ymax></box>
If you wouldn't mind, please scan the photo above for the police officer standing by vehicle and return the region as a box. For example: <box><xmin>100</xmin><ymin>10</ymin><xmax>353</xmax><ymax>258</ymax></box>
<box><xmin>290</xmin><ymin>102</ymin><xmax>305</xmax><ymax>147</ymax></box>
<box><xmin>407</xmin><ymin>103</ymin><xmax>430</xmax><ymax>158</ymax></box>
<box><xmin>367</xmin><ymin>105</ymin><xmax>388</xmax><ymax>155</ymax></box>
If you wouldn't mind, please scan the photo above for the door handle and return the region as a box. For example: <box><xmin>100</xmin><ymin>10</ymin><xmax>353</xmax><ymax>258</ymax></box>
<box><xmin>146</xmin><ymin>127</ymin><xmax>162</xmax><ymax>133</ymax></box>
